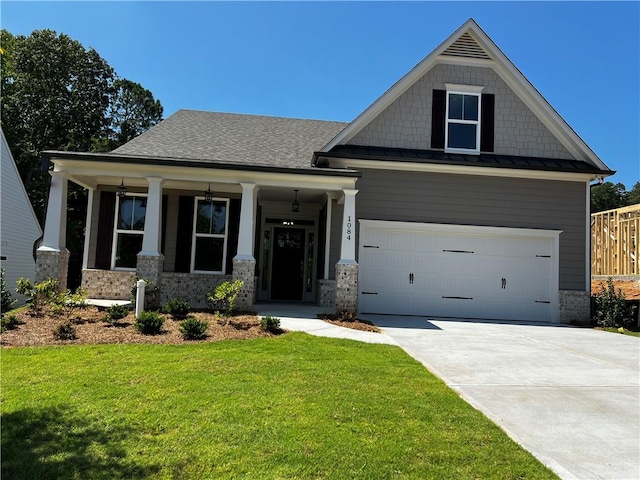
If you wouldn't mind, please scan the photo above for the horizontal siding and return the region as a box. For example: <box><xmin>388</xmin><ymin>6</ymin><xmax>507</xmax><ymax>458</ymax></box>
<box><xmin>355</xmin><ymin>169</ymin><xmax>586</xmax><ymax>291</ymax></box>
<box><xmin>163</xmin><ymin>195</ymin><xmax>179</xmax><ymax>272</ymax></box>
<box><xmin>328</xmin><ymin>201</ymin><xmax>343</xmax><ymax>279</ymax></box>
<box><xmin>1</xmin><ymin>133</ymin><xmax>42</xmax><ymax>305</ymax></box>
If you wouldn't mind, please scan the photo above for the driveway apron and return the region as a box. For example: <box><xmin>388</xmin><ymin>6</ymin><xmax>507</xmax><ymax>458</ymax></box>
<box><xmin>363</xmin><ymin>316</ymin><xmax>640</xmax><ymax>480</ymax></box>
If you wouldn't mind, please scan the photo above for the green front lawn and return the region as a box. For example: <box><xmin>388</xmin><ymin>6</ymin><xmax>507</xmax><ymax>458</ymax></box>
<box><xmin>1</xmin><ymin>333</ymin><xmax>557</xmax><ymax>479</ymax></box>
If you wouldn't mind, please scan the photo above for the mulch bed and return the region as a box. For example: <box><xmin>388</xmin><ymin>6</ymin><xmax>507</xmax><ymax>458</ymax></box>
<box><xmin>591</xmin><ymin>279</ymin><xmax>640</xmax><ymax>300</ymax></box>
<box><xmin>1</xmin><ymin>306</ymin><xmax>279</xmax><ymax>347</ymax></box>
<box><xmin>320</xmin><ymin>312</ymin><xmax>381</xmax><ymax>333</ymax></box>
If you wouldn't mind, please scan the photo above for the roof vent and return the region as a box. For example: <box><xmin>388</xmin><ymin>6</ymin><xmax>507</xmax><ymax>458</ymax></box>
<box><xmin>442</xmin><ymin>32</ymin><xmax>491</xmax><ymax>60</ymax></box>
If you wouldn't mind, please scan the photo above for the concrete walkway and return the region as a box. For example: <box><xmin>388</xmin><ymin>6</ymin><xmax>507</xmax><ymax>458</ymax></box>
<box><xmin>255</xmin><ymin>304</ymin><xmax>640</xmax><ymax>480</ymax></box>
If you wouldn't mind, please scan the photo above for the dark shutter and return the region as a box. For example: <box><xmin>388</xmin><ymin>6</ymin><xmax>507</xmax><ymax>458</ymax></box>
<box><xmin>175</xmin><ymin>196</ymin><xmax>194</xmax><ymax>273</ymax></box>
<box><xmin>95</xmin><ymin>191</ymin><xmax>116</xmax><ymax>269</ymax></box>
<box><xmin>431</xmin><ymin>89</ymin><xmax>446</xmax><ymax>149</ymax></box>
<box><xmin>480</xmin><ymin>93</ymin><xmax>495</xmax><ymax>152</ymax></box>
<box><xmin>225</xmin><ymin>199</ymin><xmax>241</xmax><ymax>274</ymax></box>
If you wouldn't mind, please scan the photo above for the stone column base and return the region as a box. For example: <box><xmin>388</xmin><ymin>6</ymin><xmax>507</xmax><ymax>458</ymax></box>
<box><xmin>136</xmin><ymin>254</ymin><xmax>164</xmax><ymax>309</ymax></box>
<box><xmin>559</xmin><ymin>290</ymin><xmax>591</xmax><ymax>325</ymax></box>
<box><xmin>233</xmin><ymin>257</ymin><xmax>256</xmax><ymax>311</ymax></box>
<box><xmin>35</xmin><ymin>249</ymin><xmax>70</xmax><ymax>291</ymax></box>
<box><xmin>317</xmin><ymin>279</ymin><xmax>336</xmax><ymax>307</ymax></box>
<box><xmin>335</xmin><ymin>262</ymin><xmax>358</xmax><ymax>313</ymax></box>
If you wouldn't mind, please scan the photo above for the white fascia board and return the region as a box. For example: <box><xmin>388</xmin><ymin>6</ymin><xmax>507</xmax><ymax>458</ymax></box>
<box><xmin>330</xmin><ymin>158</ymin><xmax>595</xmax><ymax>183</ymax></box>
<box><xmin>359</xmin><ymin>219</ymin><xmax>562</xmax><ymax>240</ymax></box>
<box><xmin>52</xmin><ymin>159</ymin><xmax>357</xmax><ymax>192</ymax></box>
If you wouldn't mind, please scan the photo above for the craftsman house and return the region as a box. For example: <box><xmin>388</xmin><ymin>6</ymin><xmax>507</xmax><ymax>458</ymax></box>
<box><xmin>37</xmin><ymin>19</ymin><xmax>612</xmax><ymax>323</ymax></box>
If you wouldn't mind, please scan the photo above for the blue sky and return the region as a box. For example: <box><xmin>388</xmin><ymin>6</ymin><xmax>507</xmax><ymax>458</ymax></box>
<box><xmin>2</xmin><ymin>1</ymin><xmax>638</xmax><ymax>188</ymax></box>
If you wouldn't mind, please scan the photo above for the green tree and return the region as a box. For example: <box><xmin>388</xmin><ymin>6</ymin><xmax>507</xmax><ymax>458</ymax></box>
<box><xmin>1</xmin><ymin>29</ymin><xmax>163</xmax><ymax>288</ymax></box>
<box><xmin>627</xmin><ymin>181</ymin><xmax>640</xmax><ymax>206</ymax></box>
<box><xmin>109</xmin><ymin>79</ymin><xmax>163</xmax><ymax>147</ymax></box>
<box><xmin>590</xmin><ymin>182</ymin><xmax>628</xmax><ymax>213</ymax></box>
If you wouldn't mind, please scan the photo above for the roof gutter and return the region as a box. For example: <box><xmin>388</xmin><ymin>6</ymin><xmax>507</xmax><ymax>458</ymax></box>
<box><xmin>43</xmin><ymin>150</ymin><xmax>361</xmax><ymax>178</ymax></box>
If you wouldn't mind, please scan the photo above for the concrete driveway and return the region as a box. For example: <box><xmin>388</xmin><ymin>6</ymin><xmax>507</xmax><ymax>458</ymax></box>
<box><xmin>361</xmin><ymin>315</ymin><xmax>640</xmax><ymax>480</ymax></box>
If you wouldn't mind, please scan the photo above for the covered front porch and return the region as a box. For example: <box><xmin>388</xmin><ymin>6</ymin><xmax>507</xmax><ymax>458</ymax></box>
<box><xmin>36</xmin><ymin>151</ymin><xmax>361</xmax><ymax>311</ymax></box>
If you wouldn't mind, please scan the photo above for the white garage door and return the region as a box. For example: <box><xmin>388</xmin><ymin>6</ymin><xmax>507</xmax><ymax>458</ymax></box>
<box><xmin>358</xmin><ymin>220</ymin><xmax>560</xmax><ymax>322</ymax></box>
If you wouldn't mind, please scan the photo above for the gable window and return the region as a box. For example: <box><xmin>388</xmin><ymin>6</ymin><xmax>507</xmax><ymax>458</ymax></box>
<box><xmin>444</xmin><ymin>84</ymin><xmax>484</xmax><ymax>154</ymax></box>
<box><xmin>191</xmin><ymin>197</ymin><xmax>229</xmax><ymax>273</ymax></box>
<box><xmin>112</xmin><ymin>194</ymin><xmax>147</xmax><ymax>269</ymax></box>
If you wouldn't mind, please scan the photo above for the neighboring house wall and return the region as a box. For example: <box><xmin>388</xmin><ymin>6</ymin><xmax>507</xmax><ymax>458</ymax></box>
<box><xmin>0</xmin><ymin>130</ymin><xmax>43</xmax><ymax>306</ymax></box>
<box><xmin>329</xmin><ymin>169</ymin><xmax>587</xmax><ymax>291</ymax></box>
<box><xmin>349</xmin><ymin>63</ymin><xmax>574</xmax><ymax>160</ymax></box>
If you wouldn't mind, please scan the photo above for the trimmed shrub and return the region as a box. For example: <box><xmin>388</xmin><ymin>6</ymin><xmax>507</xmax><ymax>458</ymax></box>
<box><xmin>134</xmin><ymin>311</ymin><xmax>165</xmax><ymax>335</ymax></box>
<box><xmin>162</xmin><ymin>298</ymin><xmax>190</xmax><ymax>319</ymax></box>
<box><xmin>1</xmin><ymin>314</ymin><xmax>19</xmax><ymax>333</ymax></box>
<box><xmin>104</xmin><ymin>304</ymin><xmax>129</xmax><ymax>324</ymax></box>
<box><xmin>1</xmin><ymin>269</ymin><xmax>15</xmax><ymax>313</ymax></box>
<box><xmin>179</xmin><ymin>316</ymin><xmax>209</xmax><ymax>340</ymax></box>
<box><xmin>260</xmin><ymin>315</ymin><xmax>281</xmax><ymax>333</ymax></box>
<box><xmin>593</xmin><ymin>278</ymin><xmax>635</xmax><ymax>328</ymax></box>
<box><xmin>53</xmin><ymin>321</ymin><xmax>77</xmax><ymax>340</ymax></box>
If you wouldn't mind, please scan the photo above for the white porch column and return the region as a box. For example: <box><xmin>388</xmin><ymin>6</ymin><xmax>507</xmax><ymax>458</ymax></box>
<box><xmin>324</xmin><ymin>192</ymin><xmax>337</xmax><ymax>279</ymax></box>
<box><xmin>335</xmin><ymin>188</ymin><xmax>358</xmax><ymax>312</ymax></box>
<box><xmin>36</xmin><ymin>170</ymin><xmax>70</xmax><ymax>288</ymax></box>
<box><xmin>81</xmin><ymin>187</ymin><xmax>94</xmax><ymax>269</ymax></box>
<box><xmin>338</xmin><ymin>189</ymin><xmax>358</xmax><ymax>264</ymax></box>
<box><xmin>39</xmin><ymin>171</ymin><xmax>68</xmax><ymax>252</ymax></box>
<box><xmin>140</xmin><ymin>177</ymin><xmax>164</xmax><ymax>256</ymax></box>
<box><xmin>235</xmin><ymin>183</ymin><xmax>257</xmax><ymax>260</ymax></box>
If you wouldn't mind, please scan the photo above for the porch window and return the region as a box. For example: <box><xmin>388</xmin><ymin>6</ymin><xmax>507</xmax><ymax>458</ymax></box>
<box><xmin>191</xmin><ymin>198</ymin><xmax>229</xmax><ymax>273</ymax></box>
<box><xmin>112</xmin><ymin>195</ymin><xmax>147</xmax><ymax>269</ymax></box>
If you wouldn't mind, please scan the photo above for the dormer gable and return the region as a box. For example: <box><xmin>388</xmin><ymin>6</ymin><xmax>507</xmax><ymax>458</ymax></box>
<box><xmin>319</xmin><ymin>19</ymin><xmax>609</xmax><ymax>173</ymax></box>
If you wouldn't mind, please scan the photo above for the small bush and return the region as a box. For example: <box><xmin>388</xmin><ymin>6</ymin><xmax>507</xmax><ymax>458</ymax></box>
<box><xmin>179</xmin><ymin>316</ymin><xmax>209</xmax><ymax>340</ymax></box>
<box><xmin>1</xmin><ymin>269</ymin><xmax>15</xmax><ymax>313</ymax></box>
<box><xmin>206</xmin><ymin>280</ymin><xmax>244</xmax><ymax>318</ymax></box>
<box><xmin>17</xmin><ymin>277</ymin><xmax>59</xmax><ymax>313</ymax></box>
<box><xmin>162</xmin><ymin>298</ymin><xmax>191</xmax><ymax>319</ymax></box>
<box><xmin>260</xmin><ymin>315</ymin><xmax>281</xmax><ymax>333</ymax></box>
<box><xmin>53</xmin><ymin>321</ymin><xmax>77</xmax><ymax>340</ymax></box>
<box><xmin>593</xmin><ymin>278</ymin><xmax>635</xmax><ymax>329</ymax></box>
<box><xmin>134</xmin><ymin>310</ymin><xmax>165</xmax><ymax>335</ymax></box>
<box><xmin>49</xmin><ymin>303</ymin><xmax>64</xmax><ymax>316</ymax></box>
<box><xmin>1</xmin><ymin>314</ymin><xmax>19</xmax><ymax>333</ymax></box>
<box><xmin>105</xmin><ymin>304</ymin><xmax>129</xmax><ymax>324</ymax></box>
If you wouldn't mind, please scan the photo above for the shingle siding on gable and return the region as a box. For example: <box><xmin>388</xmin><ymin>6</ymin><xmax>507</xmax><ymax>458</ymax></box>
<box><xmin>348</xmin><ymin>63</ymin><xmax>574</xmax><ymax>160</ymax></box>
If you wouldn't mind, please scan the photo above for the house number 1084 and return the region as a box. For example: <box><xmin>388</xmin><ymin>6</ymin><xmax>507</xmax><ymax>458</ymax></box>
<box><xmin>346</xmin><ymin>216</ymin><xmax>352</xmax><ymax>241</ymax></box>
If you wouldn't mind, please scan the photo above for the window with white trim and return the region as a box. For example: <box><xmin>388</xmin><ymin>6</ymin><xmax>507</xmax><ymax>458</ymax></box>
<box><xmin>191</xmin><ymin>197</ymin><xmax>229</xmax><ymax>273</ymax></box>
<box><xmin>445</xmin><ymin>84</ymin><xmax>484</xmax><ymax>154</ymax></box>
<box><xmin>112</xmin><ymin>194</ymin><xmax>147</xmax><ymax>270</ymax></box>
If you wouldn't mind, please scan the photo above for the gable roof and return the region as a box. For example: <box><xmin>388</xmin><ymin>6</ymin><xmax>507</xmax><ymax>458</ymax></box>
<box><xmin>112</xmin><ymin>109</ymin><xmax>348</xmax><ymax>170</ymax></box>
<box><xmin>320</xmin><ymin>18</ymin><xmax>609</xmax><ymax>172</ymax></box>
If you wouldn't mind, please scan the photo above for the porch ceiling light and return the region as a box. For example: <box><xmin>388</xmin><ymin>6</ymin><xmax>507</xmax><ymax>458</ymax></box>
<box><xmin>291</xmin><ymin>189</ymin><xmax>300</xmax><ymax>213</ymax></box>
<box><xmin>204</xmin><ymin>183</ymin><xmax>214</xmax><ymax>203</ymax></box>
<box><xmin>117</xmin><ymin>178</ymin><xmax>127</xmax><ymax>198</ymax></box>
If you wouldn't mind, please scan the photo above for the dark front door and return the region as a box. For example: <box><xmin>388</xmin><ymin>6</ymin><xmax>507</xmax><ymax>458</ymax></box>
<box><xmin>270</xmin><ymin>227</ymin><xmax>305</xmax><ymax>301</ymax></box>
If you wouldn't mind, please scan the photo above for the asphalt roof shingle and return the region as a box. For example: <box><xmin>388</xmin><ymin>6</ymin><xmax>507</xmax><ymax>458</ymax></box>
<box><xmin>112</xmin><ymin>109</ymin><xmax>348</xmax><ymax>170</ymax></box>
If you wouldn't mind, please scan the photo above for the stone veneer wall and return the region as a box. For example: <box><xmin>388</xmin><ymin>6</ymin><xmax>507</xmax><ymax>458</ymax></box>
<box><xmin>316</xmin><ymin>279</ymin><xmax>336</xmax><ymax>307</ymax></box>
<box><xmin>82</xmin><ymin>269</ymin><xmax>137</xmax><ymax>299</ymax></box>
<box><xmin>136</xmin><ymin>254</ymin><xmax>164</xmax><ymax>308</ymax></box>
<box><xmin>335</xmin><ymin>263</ymin><xmax>358</xmax><ymax>312</ymax></box>
<box><xmin>160</xmin><ymin>272</ymin><xmax>232</xmax><ymax>308</ymax></box>
<box><xmin>233</xmin><ymin>258</ymin><xmax>256</xmax><ymax>310</ymax></box>
<box><xmin>558</xmin><ymin>290</ymin><xmax>591</xmax><ymax>325</ymax></box>
<box><xmin>35</xmin><ymin>250</ymin><xmax>70</xmax><ymax>290</ymax></box>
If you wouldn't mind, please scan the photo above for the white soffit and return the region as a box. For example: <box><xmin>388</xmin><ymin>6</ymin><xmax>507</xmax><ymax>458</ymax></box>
<box><xmin>321</xmin><ymin>19</ymin><xmax>608</xmax><ymax>172</ymax></box>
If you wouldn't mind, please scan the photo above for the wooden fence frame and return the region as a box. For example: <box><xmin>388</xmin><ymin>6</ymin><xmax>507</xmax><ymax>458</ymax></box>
<box><xmin>591</xmin><ymin>204</ymin><xmax>640</xmax><ymax>276</ymax></box>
